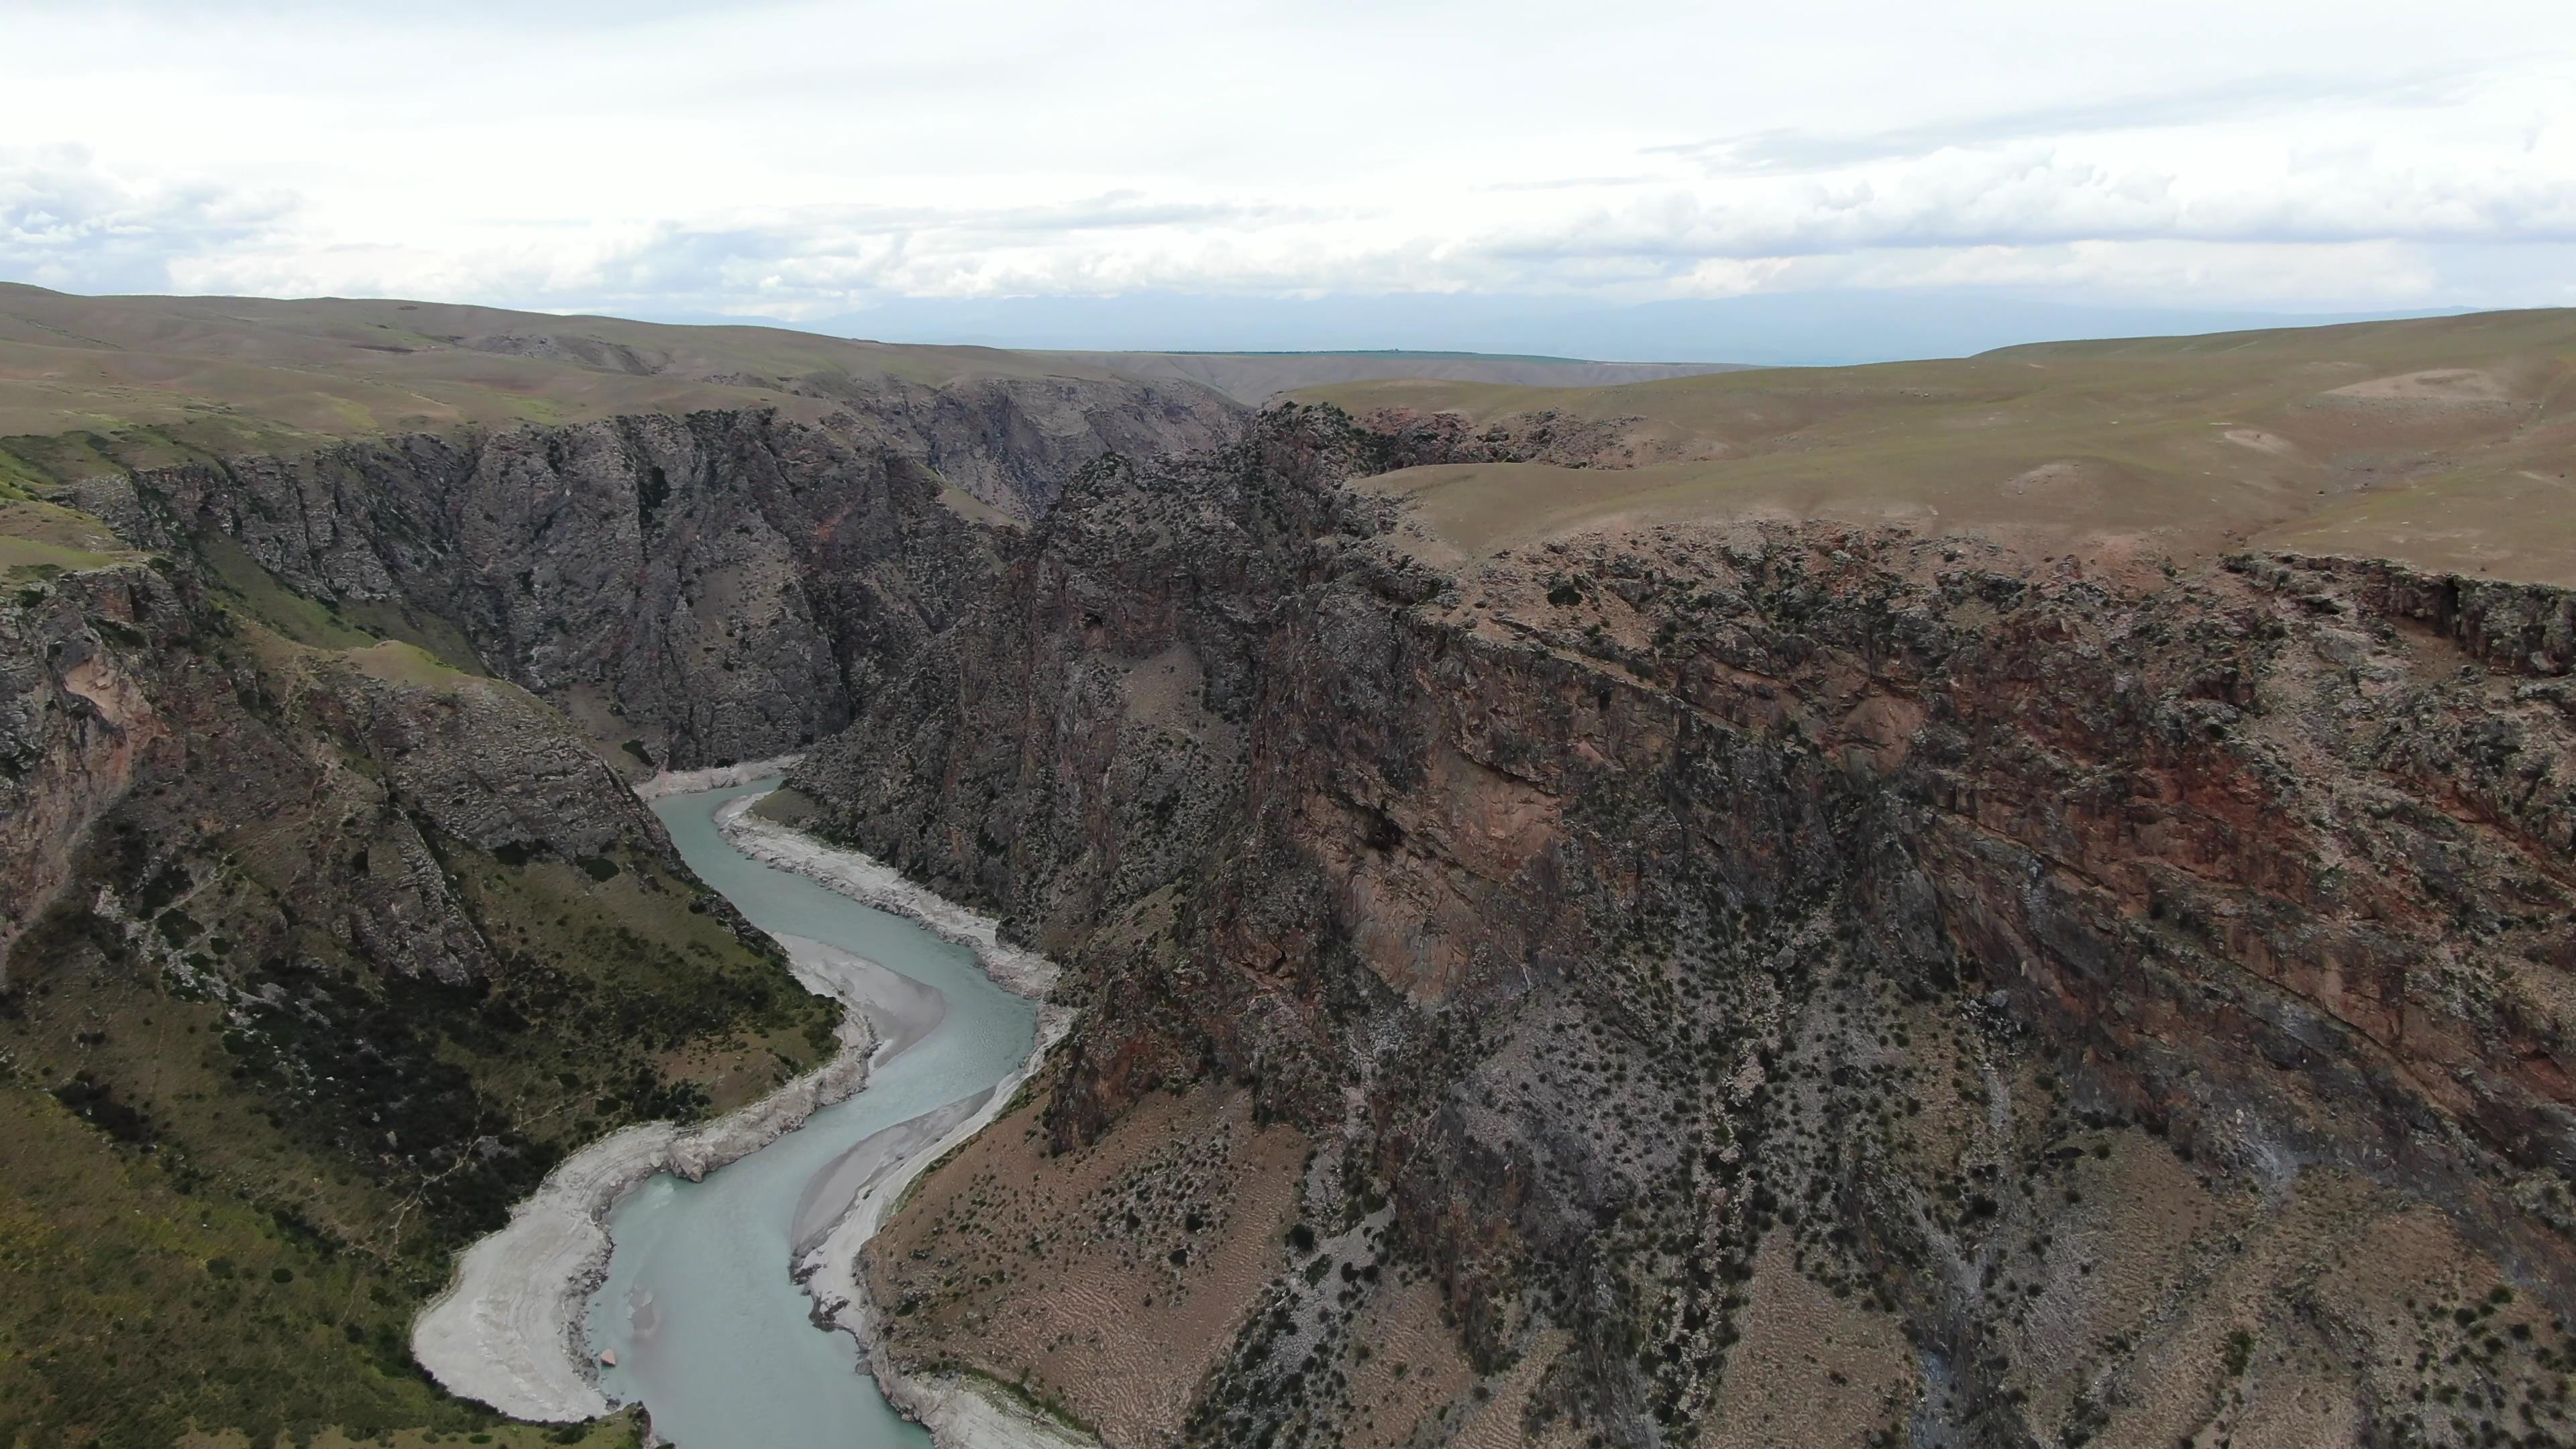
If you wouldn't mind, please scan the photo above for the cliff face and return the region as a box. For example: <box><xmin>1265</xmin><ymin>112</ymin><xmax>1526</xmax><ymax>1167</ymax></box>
<box><xmin>809</xmin><ymin>410</ymin><xmax>2576</xmax><ymax>1448</ymax></box>
<box><xmin>66</xmin><ymin>386</ymin><xmax>1236</xmax><ymax>770</ymax></box>
<box><xmin>0</xmin><ymin>550</ymin><xmax>751</xmax><ymax>985</ymax></box>
<box><xmin>0</xmin><ymin>557</ymin><xmax>173</xmax><ymax>979</ymax></box>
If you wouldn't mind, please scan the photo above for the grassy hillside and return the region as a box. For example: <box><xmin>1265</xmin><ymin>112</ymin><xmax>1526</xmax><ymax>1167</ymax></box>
<box><xmin>0</xmin><ymin>284</ymin><xmax>1209</xmax><ymax>487</ymax></box>
<box><xmin>1295</xmin><ymin>308</ymin><xmax>2576</xmax><ymax>586</ymax></box>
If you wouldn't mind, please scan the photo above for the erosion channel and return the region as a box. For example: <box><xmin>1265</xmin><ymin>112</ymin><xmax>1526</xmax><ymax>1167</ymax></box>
<box><xmin>589</xmin><ymin>781</ymin><xmax>1037</xmax><ymax>1448</ymax></box>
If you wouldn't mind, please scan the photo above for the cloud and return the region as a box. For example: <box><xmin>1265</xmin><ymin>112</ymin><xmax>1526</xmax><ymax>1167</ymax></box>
<box><xmin>7</xmin><ymin>3</ymin><xmax>2572</xmax><ymax>322</ymax></box>
<box><xmin>1468</xmin><ymin>142</ymin><xmax>2576</xmax><ymax>272</ymax></box>
<box><xmin>150</xmin><ymin>117</ymin><xmax>2576</xmax><ymax>319</ymax></box>
<box><xmin>1648</xmin><ymin>68</ymin><xmax>2480</xmax><ymax>175</ymax></box>
<box><xmin>1</xmin><ymin>147</ymin><xmax>295</xmax><ymax>293</ymax></box>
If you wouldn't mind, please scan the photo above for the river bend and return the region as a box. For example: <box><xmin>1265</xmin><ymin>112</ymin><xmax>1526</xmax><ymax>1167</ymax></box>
<box><xmin>584</xmin><ymin>781</ymin><xmax>1037</xmax><ymax>1448</ymax></box>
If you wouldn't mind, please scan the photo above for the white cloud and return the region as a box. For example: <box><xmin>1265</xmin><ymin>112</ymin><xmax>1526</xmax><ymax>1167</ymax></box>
<box><xmin>1</xmin><ymin>0</ymin><xmax>2569</xmax><ymax>319</ymax></box>
<box><xmin>1</xmin><ymin>146</ymin><xmax>293</xmax><ymax>292</ymax></box>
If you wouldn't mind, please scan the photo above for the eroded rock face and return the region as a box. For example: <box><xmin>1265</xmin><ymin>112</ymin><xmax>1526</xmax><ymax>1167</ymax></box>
<box><xmin>0</xmin><ymin>561</ymin><xmax>182</xmax><ymax>977</ymax></box>
<box><xmin>810</xmin><ymin>409</ymin><xmax>2576</xmax><ymax>1448</ymax></box>
<box><xmin>69</xmin><ymin>390</ymin><xmax>1237</xmax><ymax>769</ymax></box>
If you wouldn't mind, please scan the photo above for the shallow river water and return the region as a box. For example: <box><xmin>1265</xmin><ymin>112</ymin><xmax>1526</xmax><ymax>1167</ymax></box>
<box><xmin>585</xmin><ymin>781</ymin><xmax>1037</xmax><ymax>1448</ymax></box>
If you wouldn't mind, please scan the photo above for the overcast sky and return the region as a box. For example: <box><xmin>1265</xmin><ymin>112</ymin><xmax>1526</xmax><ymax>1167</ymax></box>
<box><xmin>4</xmin><ymin>0</ymin><xmax>2571</xmax><ymax>352</ymax></box>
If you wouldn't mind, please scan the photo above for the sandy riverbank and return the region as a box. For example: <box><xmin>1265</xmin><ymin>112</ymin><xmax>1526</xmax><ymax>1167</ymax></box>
<box><xmin>630</xmin><ymin>752</ymin><xmax>806</xmax><ymax>801</ymax></box>
<box><xmin>716</xmin><ymin>799</ymin><xmax>1058</xmax><ymax>1000</ymax></box>
<box><xmin>409</xmin><ymin>931</ymin><xmax>887</xmax><ymax>1422</ymax></box>
<box><xmin>789</xmin><ymin>1089</ymin><xmax>987</xmax><ymax>1256</ymax></box>
<box><xmin>805</xmin><ymin>999</ymin><xmax>1085</xmax><ymax>1448</ymax></box>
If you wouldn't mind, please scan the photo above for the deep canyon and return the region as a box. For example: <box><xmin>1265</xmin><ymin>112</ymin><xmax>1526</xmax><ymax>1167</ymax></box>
<box><xmin>5</xmin><ymin>294</ymin><xmax>2575</xmax><ymax>1448</ymax></box>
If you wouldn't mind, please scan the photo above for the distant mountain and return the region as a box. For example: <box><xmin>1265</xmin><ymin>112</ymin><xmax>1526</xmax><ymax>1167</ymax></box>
<box><xmin>1040</xmin><ymin>350</ymin><xmax>1754</xmax><ymax>404</ymax></box>
<box><xmin>793</xmin><ymin>288</ymin><xmax>2467</xmax><ymax>367</ymax></box>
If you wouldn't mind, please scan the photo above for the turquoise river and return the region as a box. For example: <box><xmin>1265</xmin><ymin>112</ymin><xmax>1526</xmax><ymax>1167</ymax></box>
<box><xmin>584</xmin><ymin>781</ymin><xmax>1037</xmax><ymax>1448</ymax></box>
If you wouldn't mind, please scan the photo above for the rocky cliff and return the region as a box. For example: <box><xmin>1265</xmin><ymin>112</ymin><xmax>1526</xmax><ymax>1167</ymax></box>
<box><xmin>64</xmin><ymin>384</ymin><xmax>1236</xmax><ymax>771</ymax></box>
<box><xmin>807</xmin><ymin>408</ymin><xmax>2576</xmax><ymax>1448</ymax></box>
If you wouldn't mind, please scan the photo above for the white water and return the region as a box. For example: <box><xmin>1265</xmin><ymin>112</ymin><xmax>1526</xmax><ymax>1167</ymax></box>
<box><xmin>586</xmin><ymin>781</ymin><xmax>1037</xmax><ymax>1448</ymax></box>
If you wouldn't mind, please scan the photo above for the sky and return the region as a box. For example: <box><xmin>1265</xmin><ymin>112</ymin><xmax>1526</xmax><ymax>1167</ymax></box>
<box><xmin>3</xmin><ymin>0</ymin><xmax>2572</xmax><ymax>360</ymax></box>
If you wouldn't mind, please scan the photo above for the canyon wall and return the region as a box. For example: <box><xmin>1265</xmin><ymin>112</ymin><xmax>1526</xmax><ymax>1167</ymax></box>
<box><xmin>2</xmin><ymin>552</ymin><xmax>674</xmax><ymax>978</ymax></box>
<box><xmin>806</xmin><ymin>409</ymin><xmax>2576</xmax><ymax>1448</ymax></box>
<box><xmin>65</xmin><ymin>384</ymin><xmax>1236</xmax><ymax>770</ymax></box>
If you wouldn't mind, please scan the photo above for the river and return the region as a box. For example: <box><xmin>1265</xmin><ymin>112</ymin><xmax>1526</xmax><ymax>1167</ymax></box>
<box><xmin>583</xmin><ymin>780</ymin><xmax>1038</xmax><ymax>1448</ymax></box>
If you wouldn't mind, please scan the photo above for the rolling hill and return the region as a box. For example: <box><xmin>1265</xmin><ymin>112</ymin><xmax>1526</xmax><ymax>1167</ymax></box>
<box><xmin>1293</xmin><ymin>308</ymin><xmax>2576</xmax><ymax>586</ymax></box>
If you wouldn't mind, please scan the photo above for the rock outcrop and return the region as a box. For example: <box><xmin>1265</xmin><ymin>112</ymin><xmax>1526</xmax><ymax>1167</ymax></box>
<box><xmin>0</xmin><ymin>557</ymin><xmax>178</xmax><ymax>979</ymax></box>
<box><xmin>2</xmin><ymin>553</ymin><xmax>720</xmax><ymax>981</ymax></box>
<box><xmin>804</xmin><ymin>408</ymin><xmax>2576</xmax><ymax>1448</ymax></box>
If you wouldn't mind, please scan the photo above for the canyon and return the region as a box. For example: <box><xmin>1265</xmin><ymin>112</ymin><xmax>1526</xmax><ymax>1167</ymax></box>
<box><xmin>3</xmin><ymin>290</ymin><xmax>2574</xmax><ymax>1448</ymax></box>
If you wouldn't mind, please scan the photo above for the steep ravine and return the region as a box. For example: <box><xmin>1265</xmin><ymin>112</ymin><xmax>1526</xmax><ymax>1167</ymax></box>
<box><xmin>800</xmin><ymin>409</ymin><xmax>2576</xmax><ymax>1449</ymax></box>
<box><xmin>0</xmin><ymin>379</ymin><xmax>1230</xmax><ymax>1446</ymax></box>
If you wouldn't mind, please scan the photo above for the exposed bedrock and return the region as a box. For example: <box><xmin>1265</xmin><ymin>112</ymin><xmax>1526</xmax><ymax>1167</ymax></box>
<box><xmin>68</xmin><ymin>385</ymin><xmax>1237</xmax><ymax>770</ymax></box>
<box><xmin>800</xmin><ymin>408</ymin><xmax>2576</xmax><ymax>1448</ymax></box>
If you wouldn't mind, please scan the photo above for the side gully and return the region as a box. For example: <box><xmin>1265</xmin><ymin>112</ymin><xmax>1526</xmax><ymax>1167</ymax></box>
<box><xmin>413</xmin><ymin>765</ymin><xmax>1089</xmax><ymax>1448</ymax></box>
